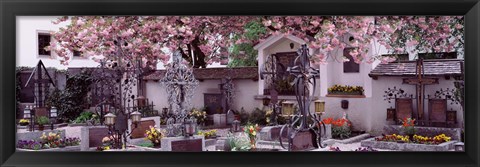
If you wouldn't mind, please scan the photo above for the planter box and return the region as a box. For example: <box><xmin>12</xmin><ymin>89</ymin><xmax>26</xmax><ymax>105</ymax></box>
<box><xmin>360</xmin><ymin>138</ymin><xmax>456</xmax><ymax>151</ymax></box>
<box><xmin>17</xmin><ymin>145</ymin><xmax>81</xmax><ymax>152</ymax></box>
<box><xmin>383</xmin><ymin>125</ymin><xmax>462</xmax><ymax>141</ymax></box>
<box><xmin>328</xmin><ymin>91</ymin><xmax>363</xmax><ymax>95</ymax></box>
<box><xmin>325</xmin><ymin>94</ymin><xmax>366</xmax><ymax>98</ymax></box>
<box><xmin>17</xmin><ymin>129</ymin><xmax>66</xmax><ymax>141</ymax></box>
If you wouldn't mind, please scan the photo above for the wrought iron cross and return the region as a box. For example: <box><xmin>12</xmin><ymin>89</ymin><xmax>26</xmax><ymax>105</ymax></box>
<box><xmin>160</xmin><ymin>50</ymin><xmax>199</xmax><ymax>123</ymax></box>
<box><xmin>402</xmin><ymin>58</ymin><xmax>438</xmax><ymax>123</ymax></box>
<box><xmin>279</xmin><ymin>44</ymin><xmax>324</xmax><ymax>150</ymax></box>
<box><xmin>260</xmin><ymin>54</ymin><xmax>288</xmax><ymax>124</ymax></box>
<box><xmin>25</xmin><ymin>60</ymin><xmax>55</xmax><ymax>108</ymax></box>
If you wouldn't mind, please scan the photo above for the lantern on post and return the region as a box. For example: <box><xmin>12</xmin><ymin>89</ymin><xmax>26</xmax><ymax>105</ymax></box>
<box><xmin>314</xmin><ymin>100</ymin><xmax>325</xmax><ymax>115</ymax></box>
<box><xmin>130</xmin><ymin>111</ymin><xmax>142</xmax><ymax>128</ymax></box>
<box><xmin>49</xmin><ymin>106</ymin><xmax>58</xmax><ymax>130</ymax></box>
<box><xmin>281</xmin><ymin>101</ymin><xmax>295</xmax><ymax>116</ymax></box>
<box><xmin>23</xmin><ymin>105</ymin><xmax>31</xmax><ymax>119</ymax></box>
<box><xmin>104</xmin><ymin>113</ymin><xmax>117</xmax><ymax>126</ymax></box>
<box><xmin>231</xmin><ymin>120</ymin><xmax>241</xmax><ymax>132</ymax></box>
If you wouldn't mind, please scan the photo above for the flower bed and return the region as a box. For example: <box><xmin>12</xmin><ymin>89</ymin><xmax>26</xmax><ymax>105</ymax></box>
<box><xmin>17</xmin><ymin>132</ymin><xmax>81</xmax><ymax>151</ymax></box>
<box><xmin>374</xmin><ymin>134</ymin><xmax>451</xmax><ymax>145</ymax></box>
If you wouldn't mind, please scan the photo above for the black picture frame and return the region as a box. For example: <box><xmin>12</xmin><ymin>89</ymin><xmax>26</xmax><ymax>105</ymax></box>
<box><xmin>1</xmin><ymin>0</ymin><xmax>479</xmax><ymax>167</ymax></box>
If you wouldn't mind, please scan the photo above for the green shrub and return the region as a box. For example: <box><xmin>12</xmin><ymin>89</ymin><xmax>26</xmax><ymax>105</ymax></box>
<box><xmin>72</xmin><ymin>111</ymin><xmax>98</xmax><ymax>124</ymax></box>
<box><xmin>36</xmin><ymin>116</ymin><xmax>50</xmax><ymax>125</ymax></box>
<box><xmin>248</xmin><ymin>108</ymin><xmax>267</xmax><ymax>125</ymax></box>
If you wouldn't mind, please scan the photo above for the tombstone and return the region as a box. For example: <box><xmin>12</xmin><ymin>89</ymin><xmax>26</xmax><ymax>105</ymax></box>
<box><xmin>203</xmin><ymin>93</ymin><xmax>223</xmax><ymax>115</ymax></box>
<box><xmin>161</xmin><ymin>135</ymin><xmax>205</xmax><ymax>151</ymax></box>
<box><xmin>213</xmin><ymin>114</ymin><xmax>226</xmax><ymax>127</ymax></box>
<box><xmin>226</xmin><ymin>110</ymin><xmax>235</xmax><ymax>125</ymax></box>
<box><xmin>428</xmin><ymin>99</ymin><xmax>448</xmax><ymax>127</ymax></box>
<box><xmin>130</xmin><ymin>120</ymin><xmax>156</xmax><ymax>139</ymax></box>
<box><xmin>395</xmin><ymin>98</ymin><xmax>413</xmax><ymax>124</ymax></box>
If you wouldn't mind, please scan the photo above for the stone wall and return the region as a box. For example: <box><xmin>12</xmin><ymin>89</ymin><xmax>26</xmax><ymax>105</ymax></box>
<box><xmin>17</xmin><ymin>129</ymin><xmax>66</xmax><ymax>141</ymax></box>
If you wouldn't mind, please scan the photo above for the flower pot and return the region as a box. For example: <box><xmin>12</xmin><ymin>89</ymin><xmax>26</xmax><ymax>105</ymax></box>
<box><xmin>19</xmin><ymin>123</ymin><xmax>29</xmax><ymax>126</ymax></box>
<box><xmin>38</xmin><ymin>125</ymin><xmax>45</xmax><ymax>131</ymax></box>
<box><xmin>249</xmin><ymin>137</ymin><xmax>256</xmax><ymax>149</ymax></box>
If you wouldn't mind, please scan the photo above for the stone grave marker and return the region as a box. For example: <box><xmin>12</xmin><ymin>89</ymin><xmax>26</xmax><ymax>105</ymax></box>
<box><xmin>395</xmin><ymin>98</ymin><xmax>413</xmax><ymax>123</ymax></box>
<box><xmin>130</xmin><ymin>120</ymin><xmax>156</xmax><ymax>139</ymax></box>
<box><xmin>429</xmin><ymin>98</ymin><xmax>447</xmax><ymax>127</ymax></box>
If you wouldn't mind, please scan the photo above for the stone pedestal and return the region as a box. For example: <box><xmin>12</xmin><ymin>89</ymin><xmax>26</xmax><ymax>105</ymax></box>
<box><xmin>291</xmin><ymin>131</ymin><xmax>315</xmax><ymax>151</ymax></box>
<box><xmin>213</xmin><ymin>114</ymin><xmax>226</xmax><ymax>127</ymax></box>
<box><xmin>161</xmin><ymin>135</ymin><xmax>205</xmax><ymax>151</ymax></box>
<box><xmin>79</xmin><ymin>126</ymin><xmax>109</xmax><ymax>151</ymax></box>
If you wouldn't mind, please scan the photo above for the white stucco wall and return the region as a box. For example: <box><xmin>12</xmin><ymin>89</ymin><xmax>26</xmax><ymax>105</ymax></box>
<box><xmin>144</xmin><ymin>79</ymin><xmax>261</xmax><ymax>113</ymax></box>
<box><xmin>16</xmin><ymin>16</ymin><xmax>100</xmax><ymax>69</ymax></box>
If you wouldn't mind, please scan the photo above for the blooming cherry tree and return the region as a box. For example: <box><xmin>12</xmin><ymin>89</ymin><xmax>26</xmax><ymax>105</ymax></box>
<box><xmin>48</xmin><ymin>16</ymin><xmax>464</xmax><ymax>68</ymax></box>
<box><xmin>258</xmin><ymin>16</ymin><xmax>464</xmax><ymax>64</ymax></box>
<box><xmin>48</xmin><ymin>16</ymin><xmax>254</xmax><ymax>68</ymax></box>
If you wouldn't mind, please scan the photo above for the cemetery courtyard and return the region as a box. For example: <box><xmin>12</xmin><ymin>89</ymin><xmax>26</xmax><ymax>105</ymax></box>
<box><xmin>16</xmin><ymin>16</ymin><xmax>465</xmax><ymax>152</ymax></box>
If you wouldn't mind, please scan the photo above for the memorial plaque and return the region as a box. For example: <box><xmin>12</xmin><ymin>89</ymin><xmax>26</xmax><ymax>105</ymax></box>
<box><xmin>386</xmin><ymin>108</ymin><xmax>396</xmax><ymax>121</ymax></box>
<box><xmin>130</xmin><ymin>120</ymin><xmax>155</xmax><ymax>139</ymax></box>
<box><xmin>447</xmin><ymin>110</ymin><xmax>457</xmax><ymax>124</ymax></box>
<box><xmin>291</xmin><ymin>131</ymin><xmax>315</xmax><ymax>151</ymax></box>
<box><xmin>33</xmin><ymin>107</ymin><xmax>49</xmax><ymax>117</ymax></box>
<box><xmin>171</xmin><ymin>138</ymin><xmax>203</xmax><ymax>151</ymax></box>
<box><xmin>89</xmin><ymin>127</ymin><xmax>109</xmax><ymax>147</ymax></box>
<box><xmin>429</xmin><ymin>99</ymin><xmax>447</xmax><ymax>126</ymax></box>
<box><xmin>204</xmin><ymin>93</ymin><xmax>223</xmax><ymax>115</ymax></box>
<box><xmin>395</xmin><ymin>98</ymin><xmax>413</xmax><ymax>123</ymax></box>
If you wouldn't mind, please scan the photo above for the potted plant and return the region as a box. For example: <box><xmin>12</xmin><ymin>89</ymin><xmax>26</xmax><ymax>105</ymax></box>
<box><xmin>400</xmin><ymin>117</ymin><xmax>416</xmax><ymax>139</ymax></box>
<box><xmin>18</xmin><ymin>119</ymin><xmax>29</xmax><ymax>126</ymax></box>
<box><xmin>144</xmin><ymin>126</ymin><xmax>164</xmax><ymax>148</ymax></box>
<box><xmin>36</xmin><ymin>116</ymin><xmax>49</xmax><ymax>131</ymax></box>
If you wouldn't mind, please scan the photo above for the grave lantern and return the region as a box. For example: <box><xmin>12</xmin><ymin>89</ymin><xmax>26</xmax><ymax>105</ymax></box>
<box><xmin>104</xmin><ymin>113</ymin><xmax>117</xmax><ymax>126</ymax></box>
<box><xmin>281</xmin><ymin>101</ymin><xmax>295</xmax><ymax>116</ymax></box>
<box><xmin>184</xmin><ymin>119</ymin><xmax>196</xmax><ymax>137</ymax></box>
<box><xmin>454</xmin><ymin>142</ymin><xmax>465</xmax><ymax>151</ymax></box>
<box><xmin>262</xmin><ymin>97</ymin><xmax>271</xmax><ymax>106</ymax></box>
<box><xmin>49</xmin><ymin>106</ymin><xmax>58</xmax><ymax>130</ymax></box>
<box><xmin>50</xmin><ymin>106</ymin><xmax>58</xmax><ymax>118</ymax></box>
<box><xmin>130</xmin><ymin>111</ymin><xmax>142</xmax><ymax>127</ymax></box>
<box><xmin>314</xmin><ymin>100</ymin><xmax>325</xmax><ymax>115</ymax></box>
<box><xmin>231</xmin><ymin>120</ymin><xmax>241</xmax><ymax>132</ymax></box>
<box><xmin>23</xmin><ymin>105</ymin><xmax>31</xmax><ymax>119</ymax></box>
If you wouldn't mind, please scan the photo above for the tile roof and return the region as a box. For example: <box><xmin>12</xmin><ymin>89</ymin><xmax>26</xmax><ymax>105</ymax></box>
<box><xmin>143</xmin><ymin>67</ymin><xmax>259</xmax><ymax>81</ymax></box>
<box><xmin>369</xmin><ymin>59</ymin><xmax>464</xmax><ymax>78</ymax></box>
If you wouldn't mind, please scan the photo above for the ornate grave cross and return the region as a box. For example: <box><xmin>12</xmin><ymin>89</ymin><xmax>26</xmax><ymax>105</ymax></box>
<box><xmin>25</xmin><ymin>60</ymin><xmax>56</xmax><ymax>108</ymax></box>
<box><xmin>160</xmin><ymin>50</ymin><xmax>199</xmax><ymax>124</ymax></box>
<box><xmin>260</xmin><ymin>54</ymin><xmax>288</xmax><ymax>124</ymax></box>
<box><xmin>279</xmin><ymin>44</ymin><xmax>324</xmax><ymax>151</ymax></box>
<box><xmin>402</xmin><ymin>58</ymin><xmax>439</xmax><ymax>124</ymax></box>
<box><xmin>219</xmin><ymin>76</ymin><xmax>234</xmax><ymax>112</ymax></box>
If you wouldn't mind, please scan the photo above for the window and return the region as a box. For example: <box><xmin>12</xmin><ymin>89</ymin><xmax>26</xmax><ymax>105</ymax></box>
<box><xmin>38</xmin><ymin>33</ymin><xmax>51</xmax><ymax>56</ymax></box>
<box><xmin>343</xmin><ymin>48</ymin><xmax>360</xmax><ymax>73</ymax></box>
<box><xmin>382</xmin><ymin>54</ymin><xmax>409</xmax><ymax>62</ymax></box>
<box><xmin>73</xmin><ymin>50</ymin><xmax>82</xmax><ymax>57</ymax></box>
<box><xmin>418</xmin><ymin>52</ymin><xmax>457</xmax><ymax>59</ymax></box>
